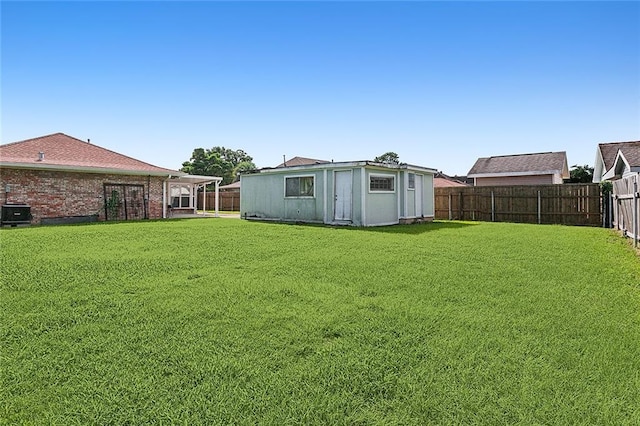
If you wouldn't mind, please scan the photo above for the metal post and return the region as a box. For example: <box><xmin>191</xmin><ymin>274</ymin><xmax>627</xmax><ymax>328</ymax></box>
<box><xmin>537</xmin><ymin>190</ymin><xmax>541</xmax><ymax>224</ymax></box>
<box><xmin>214</xmin><ymin>180</ymin><xmax>220</xmax><ymax>218</ymax></box>
<box><xmin>202</xmin><ymin>184</ymin><xmax>207</xmax><ymax>215</ymax></box>
<box><xmin>491</xmin><ymin>191</ymin><xmax>495</xmax><ymax>222</ymax></box>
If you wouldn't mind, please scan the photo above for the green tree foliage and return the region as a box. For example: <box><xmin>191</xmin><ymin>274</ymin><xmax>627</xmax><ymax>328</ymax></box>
<box><xmin>568</xmin><ymin>164</ymin><xmax>594</xmax><ymax>183</ymax></box>
<box><xmin>373</xmin><ymin>152</ymin><xmax>400</xmax><ymax>165</ymax></box>
<box><xmin>181</xmin><ymin>147</ymin><xmax>256</xmax><ymax>185</ymax></box>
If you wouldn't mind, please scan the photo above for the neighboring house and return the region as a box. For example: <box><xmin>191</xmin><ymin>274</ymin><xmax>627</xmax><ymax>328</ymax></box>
<box><xmin>434</xmin><ymin>172</ymin><xmax>470</xmax><ymax>188</ymax></box>
<box><xmin>593</xmin><ymin>141</ymin><xmax>640</xmax><ymax>182</ymax></box>
<box><xmin>241</xmin><ymin>160</ymin><xmax>436</xmax><ymax>226</ymax></box>
<box><xmin>0</xmin><ymin>133</ymin><xmax>221</xmax><ymax>225</ymax></box>
<box><xmin>219</xmin><ymin>181</ymin><xmax>241</xmax><ymax>192</ymax></box>
<box><xmin>467</xmin><ymin>151</ymin><xmax>569</xmax><ymax>186</ymax></box>
<box><xmin>277</xmin><ymin>156</ymin><xmax>330</xmax><ymax>168</ymax></box>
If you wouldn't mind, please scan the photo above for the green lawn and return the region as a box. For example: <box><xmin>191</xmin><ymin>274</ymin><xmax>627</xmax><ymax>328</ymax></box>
<box><xmin>1</xmin><ymin>220</ymin><xmax>639</xmax><ymax>424</ymax></box>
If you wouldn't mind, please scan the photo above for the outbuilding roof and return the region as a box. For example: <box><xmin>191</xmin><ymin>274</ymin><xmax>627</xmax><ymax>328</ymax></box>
<box><xmin>0</xmin><ymin>132</ymin><xmax>179</xmax><ymax>176</ymax></box>
<box><xmin>468</xmin><ymin>151</ymin><xmax>569</xmax><ymax>178</ymax></box>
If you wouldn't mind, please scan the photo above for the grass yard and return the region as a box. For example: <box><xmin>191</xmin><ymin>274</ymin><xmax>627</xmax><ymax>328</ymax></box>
<box><xmin>1</xmin><ymin>219</ymin><xmax>639</xmax><ymax>424</ymax></box>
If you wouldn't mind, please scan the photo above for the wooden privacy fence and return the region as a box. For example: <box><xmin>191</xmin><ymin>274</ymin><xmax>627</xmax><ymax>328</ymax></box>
<box><xmin>435</xmin><ymin>184</ymin><xmax>602</xmax><ymax>226</ymax></box>
<box><xmin>198</xmin><ymin>192</ymin><xmax>240</xmax><ymax>212</ymax></box>
<box><xmin>612</xmin><ymin>174</ymin><xmax>640</xmax><ymax>247</ymax></box>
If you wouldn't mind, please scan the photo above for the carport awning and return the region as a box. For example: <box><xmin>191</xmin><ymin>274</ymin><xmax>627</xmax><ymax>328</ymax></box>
<box><xmin>170</xmin><ymin>174</ymin><xmax>223</xmax><ymax>185</ymax></box>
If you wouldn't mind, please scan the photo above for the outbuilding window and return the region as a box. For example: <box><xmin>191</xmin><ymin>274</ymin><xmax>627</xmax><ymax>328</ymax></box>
<box><xmin>408</xmin><ymin>173</ymin><xmax>416</xmax><ymax>189</ymax></box>
<box><xmin>285</xmin><ymin>176</ymin><xmax>315</xmax><ymax>197</ymax></box>
<box><xmin>369</xmin><ymin>174</ymin><xmax>395</xmax><ymax>192</ymax></box>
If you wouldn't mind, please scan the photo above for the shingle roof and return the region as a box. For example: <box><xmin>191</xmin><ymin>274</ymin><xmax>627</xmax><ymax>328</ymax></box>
<box><xmin>468</xmin><ymin>151</ymin><xmax>568</xmax><ymax>177</ymax></box>
<box><xmin>0</xmin><ymin>132</ymin><xmax>178</xmax><ymax>175</ymax></box>
<box><xmin>276</xmin><ymin>156</ymin><xmax>330</xmax><ymax>168</ymax></box>
<box><xmin>219</xmin><ymin>180</ymin><xmax>241</xmax><ymax>190</ymax></box>
<box><xmin>598</xmin><ymin>141</ymin><xmax>640</xmax><ymax>170</ymax></box>
<box><xmin>434</xmin><ymin>172</ymin><xmax>470</xmax><ymax>187</ymax></box>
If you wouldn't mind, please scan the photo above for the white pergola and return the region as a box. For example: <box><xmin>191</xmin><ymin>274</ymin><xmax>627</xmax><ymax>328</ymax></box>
<box><xmin>164</xmin><ymin>174</ymin><xmax>223</xmax><ymax>218</ymax></box>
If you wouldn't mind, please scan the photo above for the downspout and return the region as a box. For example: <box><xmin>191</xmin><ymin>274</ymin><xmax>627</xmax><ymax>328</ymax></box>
<box><xmin>404</xmin><ymin>171</ymin><xmax>409</xmax><ymax>219</ymax></box>
<box><xmin>361</xmin><ymin>168</ymin><xmax>367</xmax><ymax>226</ymax></box>
<box><xmin>146</xmin><ymin>175</ymin><xmax>150</xmax><ymax>219</ymax></box>
<box><xmin>397</xmin><ymin>170</ymin><xmax>401</xmax><ymax>222</ymax></box>
<box><xmin>323</xmin><ymin>169</ymin><xmax>328</xmax><ymax>224</ymax></box>
<box><xmin>163</xmin><ymin>175</ymin><xmax>170</xmax><ymax>218</ymax></box>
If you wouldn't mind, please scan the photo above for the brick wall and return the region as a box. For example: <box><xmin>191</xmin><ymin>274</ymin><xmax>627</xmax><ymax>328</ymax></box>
<box><xmin>0</xmin><ymin>168</ymin><xmax>166</xmax><ymax>224</ymax></box>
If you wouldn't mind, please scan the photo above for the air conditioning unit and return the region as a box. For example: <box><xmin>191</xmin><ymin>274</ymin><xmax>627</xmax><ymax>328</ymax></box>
<box><xmin>1</xmin><ymin>204</ymin><xmax>32</xmax><ymax>227</ymax></box>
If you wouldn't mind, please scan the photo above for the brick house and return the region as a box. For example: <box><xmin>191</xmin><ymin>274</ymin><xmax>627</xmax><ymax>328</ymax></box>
<box><xmin>0</xmin><ymin>133</ymin><xmax>221</xmax><ymax>225</ymax></box>
<box><xmin>467</xmin><ymin>151</ymin><xmax>569</xmax><ymax>186</ymax></box>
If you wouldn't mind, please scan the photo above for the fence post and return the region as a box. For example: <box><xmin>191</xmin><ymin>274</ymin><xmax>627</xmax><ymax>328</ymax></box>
<box><xmin>537</xmin><ymin>190</ymin><xmax>541</xmax><ymax>224</ymax></box>
<box><xmin>609</xmin><ymin>191</ymin><xmax>613</xmax><ymax>228</ymax></box>
<box><xmin>491</xmin><ymin>191</ymin><xmax>495</xmax><ymax>222</ymax></box>
<box><xmin>448</xmin><ymin>193</ymin><xmax>452</xmax><ymax>220</ymax></box>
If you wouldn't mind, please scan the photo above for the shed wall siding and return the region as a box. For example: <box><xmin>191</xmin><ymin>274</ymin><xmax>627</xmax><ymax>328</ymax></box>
<box><xmin>241</xmin><ymin>171</ymin><xmax>326</xmax><ymax>222</ymax></box>
<box><xmin>365</xmin><ymin>170</ymin><xmax>399</xmax><ymax>225</ymax></box>
<box><xmin>423</xmin><ymin>173</ymin><xmax>435</xmax><ymax>217</ymax></box>
<box><xmin>0</xmin><ymin>168</ymin><xmax>165</xmax><ymax>224</ymax></box>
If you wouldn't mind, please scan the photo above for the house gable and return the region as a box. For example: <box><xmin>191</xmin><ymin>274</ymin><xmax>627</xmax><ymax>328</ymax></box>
<box><xmin>594</xmin><ymin>141</ymin><xmax>640</xmax><ymax>182</ymax></box>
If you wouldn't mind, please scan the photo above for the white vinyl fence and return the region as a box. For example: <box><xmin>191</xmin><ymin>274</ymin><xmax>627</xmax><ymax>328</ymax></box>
<box><xmin>612</xmin><ymin>174</ymin><xmax>640</xmax><ymax>248</ymax></box>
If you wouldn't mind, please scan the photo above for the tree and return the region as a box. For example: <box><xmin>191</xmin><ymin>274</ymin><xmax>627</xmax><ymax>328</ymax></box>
<box><xmin>568</xmin><ymin>164</ymin><xmax>594</xmax><ymax>183</ymax></box>
<box><xmin>373</xmin><ymin>152</ymin><xmax>400</xmax><ymax>165</ymax></box>
<box><xmin>181</xmin><ymin>147</ymin><xmax>256</xmax><ymax>185</ymax></box>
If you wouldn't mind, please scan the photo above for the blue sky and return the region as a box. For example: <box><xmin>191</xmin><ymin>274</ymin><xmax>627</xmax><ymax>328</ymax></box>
<box><xmin>2</xmin><ymin>1</ymin><xmax>639</xmax><ymax>175</ymax></box>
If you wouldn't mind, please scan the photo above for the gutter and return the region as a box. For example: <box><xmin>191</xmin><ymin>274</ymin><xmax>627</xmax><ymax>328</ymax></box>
<box><xmin>0</xmin><ymin>161</ymin><xmax>177</xmax><ymax>177</ymax></box>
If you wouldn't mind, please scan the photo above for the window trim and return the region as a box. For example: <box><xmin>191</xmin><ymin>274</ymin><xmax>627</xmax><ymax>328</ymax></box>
<box><xmin>408</xmin><ymin>173</ymin><xmax>416</xmax><ymax>190</ymax></box>
<box><xmin>169</xmin><ymin>183</ymin><xmax>193</xmax><ymax>208</ymax></box>
<box><xmin>284</xmin><ymin>174</ymin><xmax>316</xmax><ymax>198</ymax></box>
<box><xmin>368</xmin><ymin>173</ymin><xmax>396</xmax><ymax>193</ymax></box>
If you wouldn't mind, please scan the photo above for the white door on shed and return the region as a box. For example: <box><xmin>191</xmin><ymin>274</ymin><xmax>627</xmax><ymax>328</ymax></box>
<box><xmin>334</xmin><ymin>170</ymin><xmax>352</xmax><ymax>221</ymax></box>
<box><xmin>415</xmin><ymin>174</ymin><xmax>423</xmax><ymax>217</ymax></box>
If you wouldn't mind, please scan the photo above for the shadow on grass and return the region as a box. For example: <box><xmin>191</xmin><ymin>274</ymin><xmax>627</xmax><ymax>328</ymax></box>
<box><xmin>255</xmin><ymin>220</ymin><xmax>477</xmax><ymax>235</ymax></box>
<box><xmin>343</xmin><ymin>220</ymin><xmax>477</xmax><ymax>235</ymax></box>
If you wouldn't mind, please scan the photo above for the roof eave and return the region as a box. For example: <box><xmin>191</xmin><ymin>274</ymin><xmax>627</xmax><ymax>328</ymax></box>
<box><xmin>257</xmin><ymin>161</ymin><xmax>436</xmax><ymax>174</ymax></box>
<box><xmin>468</xmin><ymin>170</ymin><xmax>563</xmax><ymax>178</ymax></box>
<box><xmin>0</xmin><ymin>161</ymin><xmax>177</xmax><ymax>177</ymax></box>
<box><xmin>169</xmin><ymin>174</ymin><xmax>223</xmax><ymax>184</ymax></box>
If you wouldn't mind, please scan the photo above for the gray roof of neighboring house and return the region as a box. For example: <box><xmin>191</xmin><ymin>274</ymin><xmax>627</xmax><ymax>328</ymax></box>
<box><xmin>276</xmin><ymin>156</ymin><xmax>330</xmax><ymax>168</ymax></box>
<box><xmin>219</xmin><ymin>181</ymin><xmax>241</xmax><ymax>190</ymax></box>
<box><xmin>434</xmin><ymin>172</ymin><xmax>470</xmax><ymax>187</ymax></box>
<box><xmin>468</xmin><ymin>151</ymin><xmax>569</xmax><ymax>177</ymax></box>
<box><xmin>598</xmin><ymin>141</ymin><xmax>640</xmax><ymax>170</ymax></box>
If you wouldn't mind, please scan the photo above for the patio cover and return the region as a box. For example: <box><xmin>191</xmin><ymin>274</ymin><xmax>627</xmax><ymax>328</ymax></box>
<box><xmin>166</xmin><ymin>174</ymin><xmax>223</xmax><ymax>217</ymax></box>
